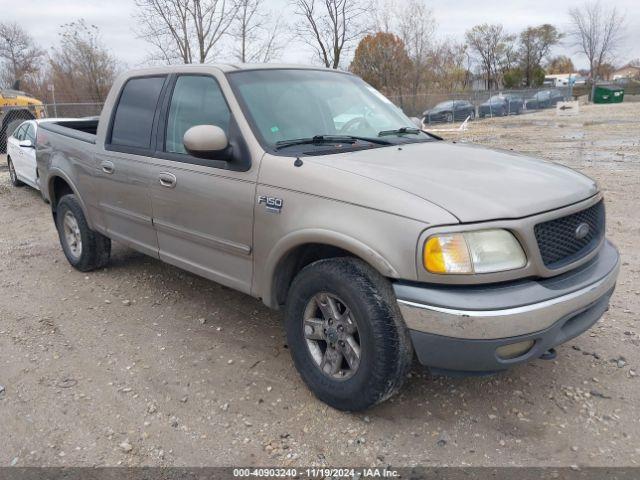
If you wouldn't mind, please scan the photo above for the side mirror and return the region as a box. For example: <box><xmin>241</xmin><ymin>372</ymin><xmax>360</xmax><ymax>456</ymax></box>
<box><xmin>19</xmin><ymin>139</ymin><xmax>34</xmax><ymax>148</ymax></box>
<box><xmin>410</xmin><ymin>117</ymin><xmax>422</xmax><ymax>128</ymax></box>
<box><xmin>183</xmin><ymin>125</ymin><xmax>229</xmax><ymax>160</ymax></box>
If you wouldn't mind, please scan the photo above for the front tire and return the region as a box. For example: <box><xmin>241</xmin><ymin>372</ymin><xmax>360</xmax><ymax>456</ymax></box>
<box><xmin>7</xmin><ymin>157</ymin><xmax>24</xmax><ymax>187</ymax></box>
<box><xmin>284</xmin><ymin>258</ymin><xmax>413</xmax><ymax>411</ymax></box>
<box><xmin>55</xmin><ymin>194</ymin><xmax>111</xmax><ymax>272</ymax></box>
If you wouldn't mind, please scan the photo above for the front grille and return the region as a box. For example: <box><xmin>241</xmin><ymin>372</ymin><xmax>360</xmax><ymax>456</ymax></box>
<box><xmin>534</xmin><ymin>200</ymin><xmax>605</xmax><ymax>269</ymax></box>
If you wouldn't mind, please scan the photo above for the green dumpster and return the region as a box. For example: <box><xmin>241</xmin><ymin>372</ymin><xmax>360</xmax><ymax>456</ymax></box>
<box><xmin>594</xmin><ymin>85</ymin><xmax>624</xmax><ymax>104</ymax></box>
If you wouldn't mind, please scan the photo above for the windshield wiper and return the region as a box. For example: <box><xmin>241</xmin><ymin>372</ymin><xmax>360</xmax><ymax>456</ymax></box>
<box><xmin>275</xmin><ymin>134</ymin><xmax>391</xmax><ymax>150</ymax></box>
<box><xmin>378</xmin><ymin>127</ymin><xmax>422</xmax><ymax>137</ymax></box>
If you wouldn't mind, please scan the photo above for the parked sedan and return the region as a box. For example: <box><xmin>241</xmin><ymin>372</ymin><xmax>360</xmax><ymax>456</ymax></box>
<box><xmin>7</xmin><ymin>119</ymin><xmax>39</xmax><ymax>189</ymax></box>
<box><xmin>478</xmin><ymin>94</ymin><xmax>524</xmax><ymax>117</ymax></box>
<box><xmin>525</xmin><ymin>89</ymin><xmax>566</xmax><ymax>110</ymax></box>
<box><xmin>422</xmin><ymin>100</ymin><xmax>475</xmax><ymax>124</ymax></box>
<box><xmin>6</xmin><ymin>119</ymin><xmax>74</xmax><ymax>190</ymax></box>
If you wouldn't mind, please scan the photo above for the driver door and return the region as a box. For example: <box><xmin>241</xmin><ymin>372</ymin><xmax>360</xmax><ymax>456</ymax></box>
<box><xmin>147</xmin><ymin>74</ymin><xmax>256</xmax><ymax>294</ymax></box>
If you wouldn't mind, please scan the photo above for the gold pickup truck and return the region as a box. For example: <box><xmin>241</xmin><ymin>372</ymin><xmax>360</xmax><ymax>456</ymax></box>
<box><xmin>35</xmin><ymin>64</ymin><xmax>619</xmax><ymax>411</ymax></box>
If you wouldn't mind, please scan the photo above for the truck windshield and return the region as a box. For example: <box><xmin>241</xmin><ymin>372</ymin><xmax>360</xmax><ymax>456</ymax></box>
<box><xmin>227</xmin><ymin>69</ymin><xmax>431</xmax><ymax>152</ymax></box>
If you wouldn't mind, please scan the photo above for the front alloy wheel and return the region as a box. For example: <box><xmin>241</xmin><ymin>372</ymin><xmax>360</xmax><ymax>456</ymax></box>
<box><xmin>284</xmin><ymin>258</ymin><xmax>413</xmax><ymax>411</ymax></box>
<box><xmin>303</xmin><ymin>293</ymin><xmax>361</xmax><ymax>380</ymax></box>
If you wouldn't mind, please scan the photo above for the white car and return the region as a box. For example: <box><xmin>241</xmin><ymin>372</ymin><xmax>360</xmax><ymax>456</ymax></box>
<box><xmin>7</xmin><ymin>119</ymin><xmax>40</xmax><ymax>190</ymax></box>
<box><xmin>7</xmin><ymin>119</ymin><xmax>76</xmax><ymax>190</ymax></box>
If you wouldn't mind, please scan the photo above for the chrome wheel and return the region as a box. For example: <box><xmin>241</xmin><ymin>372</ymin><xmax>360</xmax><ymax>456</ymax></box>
<box><xmin>303</xmin><ymin>293</ymin><xmax>361</xmax><ymax>380</ymax></box>
<box><xmin>62</xmin><ymin>211</ymin><xmax>82</xmax><ymax>260</ymax></box>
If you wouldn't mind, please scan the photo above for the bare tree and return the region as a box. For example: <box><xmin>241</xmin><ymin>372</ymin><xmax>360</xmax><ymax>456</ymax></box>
<box><xmin>568</xmin><ymin>1</ymin><xmax>625</xmax><ymax>99</ymax></box>
<box><xmin>233</xmin><ymin>0</ymin><xmax>284</xmax><ymax>63</ymax></box>
<box><xmin>370</xmin><ymin>0</ymin><xmax>394</xmax><ymax>33</ymax></box>
<box><xmin>0</xmin><ymin>22</ymin><xmax>44</xmax><ymax>88</ymax></box>
<box><xmin>134</xmin><ymin>0</ymin><xmax>238</xmax><ymax>64</ymax></box>
<box><xmin>292</xmin><ymin>0</ymin><xmax>368</xmax><ymax>69</ymax></box>
<box><xmin>428</xmin><ymin>40</ymin><xmax>471</xmax><ymax>91</ymax></box>
<box><xmin>49</xmin><ymin>20</ymin><xmax>119</xmax><ymax>102</ymax></box>
<box><xmin>397</xmin><ymin>0</ymin><xmax>436</xmax><ymax>96</ymax></box>
<box><xmin>465</xmin><ymin>24</ymin><xmax>514</xmax><ymax>90</ymax></box>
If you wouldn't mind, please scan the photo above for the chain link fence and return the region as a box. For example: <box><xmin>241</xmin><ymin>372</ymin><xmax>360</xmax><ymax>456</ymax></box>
<box><xmin>1</xmin><ymin>103</ymin><xmax>103</xmax><ymax>154</ymax></box>
<box><xmin>389</xmin><ymin>86</ymin><xmax>575</xmax><ymax>124</ymax></box>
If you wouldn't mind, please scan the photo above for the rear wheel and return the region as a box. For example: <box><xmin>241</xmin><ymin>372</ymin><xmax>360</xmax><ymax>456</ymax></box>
<box><xmin>284</xmin><ymin>258</ymin><xmax>413</xmax><ymax>411</ymax></box>
<box><xmin>7</xmin><ymin>157</ymin><xmax>24</xmax><ymax>187</ymax></box>
<box><xmin>55</xmin><ymin>194</ymin><xmax>111</xmax><ymax>272</ymax></box>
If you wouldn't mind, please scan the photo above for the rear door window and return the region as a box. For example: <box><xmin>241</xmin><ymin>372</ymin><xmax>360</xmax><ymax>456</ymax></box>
<box><xmin>110</xmin><ymin>76</ymin><xmax>166</xmax><ymax>150</ymax></box>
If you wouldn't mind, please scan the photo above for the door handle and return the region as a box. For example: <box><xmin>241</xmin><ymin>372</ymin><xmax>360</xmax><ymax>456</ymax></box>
<box><xmin>101</xmin><ymin>160</ymin><xmax>114</xmax><ymax>174</ymax></box>
<box><xmin>158</xmin><ymin>172</ymin><xmax>177</xmax><ymax>188</ymax></box>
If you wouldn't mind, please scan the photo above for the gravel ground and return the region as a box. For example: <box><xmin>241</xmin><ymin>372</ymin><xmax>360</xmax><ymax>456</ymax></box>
<box><xmin>1</xmin><ymin>103</ymin><xmax>638</xmax><ymax>468</ymax></box>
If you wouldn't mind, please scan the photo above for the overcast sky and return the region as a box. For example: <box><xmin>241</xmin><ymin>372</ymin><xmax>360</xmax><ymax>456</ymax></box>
<box><xmin>3</xmin><ymin>0</ymin><xmax>639</xmax><ymax>70</ymax></box>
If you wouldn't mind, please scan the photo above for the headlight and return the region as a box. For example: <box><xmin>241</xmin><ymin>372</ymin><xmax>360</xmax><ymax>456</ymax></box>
<box><xmin>424</xmin><ymin>229</ymin><xmax>526</xmax><ymax>274</ymax></box>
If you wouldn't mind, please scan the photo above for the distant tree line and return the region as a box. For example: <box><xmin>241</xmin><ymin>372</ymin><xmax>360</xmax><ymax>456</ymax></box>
<box><xmin>351</xmin><ymin>0</ymin><xmax>626</xmax><ymax>99</ymax></box>
<box><xmin>0</xmin><ymin>20</ymin><xmax>118</xmax><ymax>103</ymax></box>
<box><xmin>0</xmin><ymin>0</ymin><xmax>629</xmax><ymax>104</ymax></box>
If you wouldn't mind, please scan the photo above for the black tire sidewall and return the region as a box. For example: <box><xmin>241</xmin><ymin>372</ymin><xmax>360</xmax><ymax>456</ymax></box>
<box><xmin>285</xmin><ymin>258</ymin><xmax>407</xmax><ymax>411</ymax></box>
<box><xmin>8</xmin><ymin>157</ymin><xmax>24</xmax><ymax>187</ymax></box>
<box><xmin>55</xmin><ymin>195</ymin><xmax>94</xmax><ymax>271</ymax></box>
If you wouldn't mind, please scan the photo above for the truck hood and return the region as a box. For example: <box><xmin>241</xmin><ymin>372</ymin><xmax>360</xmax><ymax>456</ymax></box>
<box><xmin>307</xmin><ymin>141</ymin><xmax>598</xmax><ymax>223</ymax></box>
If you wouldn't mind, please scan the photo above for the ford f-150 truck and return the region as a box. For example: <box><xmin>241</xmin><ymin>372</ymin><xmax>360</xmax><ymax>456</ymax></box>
<box><xmin>35</xmin><ymin>64</ymin><xmax>620</xmax><ymax>411</ymax></box>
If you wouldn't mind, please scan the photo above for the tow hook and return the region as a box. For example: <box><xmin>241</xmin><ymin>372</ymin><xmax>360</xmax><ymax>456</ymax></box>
<box><xmin>539</xmin><ymin>348</ymin><xmax>557</xmax><ymax>360</ymax></box>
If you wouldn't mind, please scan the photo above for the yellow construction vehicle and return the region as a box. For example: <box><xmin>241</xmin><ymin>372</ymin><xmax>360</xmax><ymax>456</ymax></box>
<box><xmin>1</xmin><ymin>88</ymin><xmax>45</xmax><ymax>153</ymax></box>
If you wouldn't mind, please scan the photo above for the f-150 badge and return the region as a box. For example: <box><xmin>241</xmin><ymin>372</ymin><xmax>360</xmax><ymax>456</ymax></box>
<box><xmin>257</xmin><ymin>195</ymin><xmax>283</xmax><ymax>213</ymax></box>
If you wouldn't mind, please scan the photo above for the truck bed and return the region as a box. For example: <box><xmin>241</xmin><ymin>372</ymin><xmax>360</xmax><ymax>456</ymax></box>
<box><xmin>38</xmin><ymin>118</ymin><xmax>99</xmax><ymax>144</ymax></box>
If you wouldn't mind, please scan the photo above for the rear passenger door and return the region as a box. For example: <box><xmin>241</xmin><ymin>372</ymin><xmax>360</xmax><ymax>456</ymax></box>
<box><xmin>147</xmin><ymin>74</ymin><xmax>256</xmax><ymax>294</ymax></box>
<box><xmin>96</xmin><ymin>75</ymin><xmax>168</xmax><ymax>257</ymax></box>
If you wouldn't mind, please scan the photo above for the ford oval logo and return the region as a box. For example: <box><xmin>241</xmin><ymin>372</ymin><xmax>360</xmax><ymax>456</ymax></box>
<box><xmin>575</xmin><ymin>222</ymin><xmax>590</xmax><ymax>240</ymax></box>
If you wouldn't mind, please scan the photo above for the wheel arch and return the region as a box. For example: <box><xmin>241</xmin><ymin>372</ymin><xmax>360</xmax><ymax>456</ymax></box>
<box><xmin>46</xmin><ymin>171</ymin><xmax>93</xmax><ymax>229</ymax></box>
<box><xmin>261</xmin><ymin>229</ymin><xmax>399</xmax><ymax>310</ymax></box>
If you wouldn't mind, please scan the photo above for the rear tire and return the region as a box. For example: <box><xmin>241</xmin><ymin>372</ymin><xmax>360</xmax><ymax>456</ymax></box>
<box><xmin>7</xmin><ymin>157</ymin><xmax>24</xmax><ymax>187</ymax></box>
<box><xmin>55</xmin><ymin>194</ymin><xmax>111</xmax><ymax>272</ymax></box>
<box><xmin>284</xmin><ymin>257</ymin><xmax>413</xmax><ymax>411</ymax></box>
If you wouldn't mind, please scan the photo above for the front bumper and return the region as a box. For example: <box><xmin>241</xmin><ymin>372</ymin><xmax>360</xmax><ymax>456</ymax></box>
<box><xmin>394</xmin><ymin>240</ymin><xmax>620</xmax><ymax>373</ymax></box>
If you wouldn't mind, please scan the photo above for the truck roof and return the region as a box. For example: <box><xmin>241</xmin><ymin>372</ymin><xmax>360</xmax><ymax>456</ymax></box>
<box><xmin>120</xmin><ymin>63</ymin><xmax>346</xmax><ymax>76</ymax></box>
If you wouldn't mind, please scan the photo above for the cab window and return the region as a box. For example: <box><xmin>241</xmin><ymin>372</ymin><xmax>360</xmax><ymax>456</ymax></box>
<box><xmin>165</xmin><ymin>75</ymin><xmax>231</xmax><ymax>155</ymax></box>
<box><xmin>110</xmin><ymin>76</ymin><xmax>166</xmax><ymax>150</ymax></box>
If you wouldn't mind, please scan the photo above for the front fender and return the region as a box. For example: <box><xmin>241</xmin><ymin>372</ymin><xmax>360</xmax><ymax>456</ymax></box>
<box><xmin>260</xmin><ymin>228</ymin><xmax>400</xmax><ymax>309</ymax></box>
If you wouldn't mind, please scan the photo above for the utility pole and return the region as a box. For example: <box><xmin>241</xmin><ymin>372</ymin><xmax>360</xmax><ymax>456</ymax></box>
<box><xmin>48</xmin><ymin>84</ymin><xmax>58</xmax><ymax>117</ymax></box>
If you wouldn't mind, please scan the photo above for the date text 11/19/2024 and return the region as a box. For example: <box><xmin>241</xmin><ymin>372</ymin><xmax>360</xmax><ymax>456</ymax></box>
<box><xmin>232</xmin><ymin>467</ymin><xmax>400</xmax><ymax>477</ymax></box>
